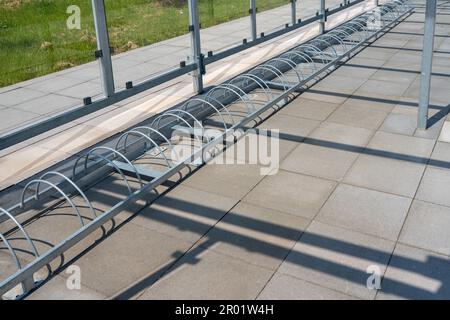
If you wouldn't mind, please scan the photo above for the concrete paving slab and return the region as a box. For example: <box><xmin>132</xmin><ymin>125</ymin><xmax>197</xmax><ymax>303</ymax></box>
<box><xmin>13</xmin><ymin>94</ymin><xmax>80</xmax><ymax>116</ymax></box>
<box><xmin>308</xmin><ymin>122</ymin><xmax>374</xmax><ymax>148</ymax></box>
<box><xmin>278</xmin><ymin>221</ymin><xmax>395</xmax><ymax>299</ymax></box>
<box><xmin>57</xmin><ymin>81</ymin><xmax>103</xmax><ymax>100</ymax></box>
<box><xmin>278</xmin><ymin>97</ymin><xmax>339</xmax><ymax>121</ymax></box>
<box><xmin>0</xmin><ymin>107</ymin><xmax>42</xmax><ymax>134</ymax></box>
<box><xmin>58</xmin><ymin>222</ymin><xmax>193</xmax><ymax>297</ymax></box>
<box><xmin>416</xmin><ymin>166</ymin><xmax>450</xmax><ymax>207</ymax></box>
<box><xmin>243</xmin><ymin>170</ymin><xmax>336</xmax><ymax>219</ymax></box>
<box><xmin>280</xmin><ymin>142</ymin><xmax>359</xmax><ymax>181</ymax></box>
<box><xmin>257</xmin><ymin>114</ymin><xmax>320</xmax><ymax>142</ymax></box>
<box><xmin>0</xmin><ymin>88</ymin><xmax>47</xmax><ymax>107</ymax></box>
<box><xmin>202</xmin><ymin>202</ymin><xmax>309</xmax><ymax>270</ymax></box>
<box><xmin>380</xmin><ymin>112</ymin><xmax>418</xmax><ymax>136</ymax></box>
<box><xmin>258</xmin><ymin>273</ymin><xmax>357</xmax><ymax>300</ymax></box>
<box><xmin>137</xmin><ymin>248</ymin><xmax>274</xmax><ymax>300</ymax></box>
<box><xmin>399</xmin><ymin>200</ymin><xmax>450</xmax><ymax>256</ymax></box>
<box><xmin>376</xmin><ymin>244</ymin><xmax>450</xmax><ymax>300</ymax></box>
<box><xmin>128</xmin><ymin>185</ymin><xmax>238</xmax><ymax>243</ymax></box>
<box><xmin>327</xmin><ymin>105</ymin><xmax>389</xmax><ymax>130</ymax></box>
<box><xmin>429</xmin><ymin>141</ymin><xmax>450</xmax><ymax>170</ymax></box>
<box><xmin>182</xmin><ymin>164</ymin><xmax>266</xmax><ymax>200</ymax></box>
<box><xmin>355</xmin><ymin>79</ymin><xmax>412</xmax><ymax>98</ymax></box>
<box><xmin>344</xmin><ymin>155</ymin><xmax>425</xmax><ymax>198</ymax></box>
<box><xmin>317</xmin><ymin>184</ymin><xmax>411</xmax><ymax>241</ymax></box>
<box><xmin>366</xmin><ymin>131</ymin><xmax>435</xmax><ymax>162</ymax></box>
<box><xmin>339</xmin><ymin>96</ymin><xmax>396</xmax><ymax>113</ymax></box>
<box><xmin>27</xmin><ymin>274</ymin><xmax>107</xmax><ymax>300</ymax></box>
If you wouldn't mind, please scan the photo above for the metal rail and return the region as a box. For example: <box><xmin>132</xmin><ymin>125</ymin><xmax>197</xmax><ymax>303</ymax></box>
<box><xmin>0</xmin><ymin>0</ymin><xmax>413</xmax><ymax>299</ymax></box>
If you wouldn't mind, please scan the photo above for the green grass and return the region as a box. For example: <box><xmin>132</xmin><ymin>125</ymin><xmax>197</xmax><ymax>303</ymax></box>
<box><xmin>0</xmin><ymin>0</ymin><xmax>288</xmax><ymax>87</ymax></box>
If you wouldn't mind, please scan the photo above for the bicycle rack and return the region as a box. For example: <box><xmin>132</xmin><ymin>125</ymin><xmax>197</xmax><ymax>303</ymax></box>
<box><xmin>0</xmin><ymin>0</ymin><xmax>413</xmax><ymax>299</ymax></box>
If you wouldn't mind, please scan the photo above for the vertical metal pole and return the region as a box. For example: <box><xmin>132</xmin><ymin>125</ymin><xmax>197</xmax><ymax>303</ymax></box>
<box><xmin>417</xmin><ymin>0</ymin><xmax>437</xmax><ymax>130</ymax></box>
<box><xmin>291</xmin><ymin>0</ymin><xmax>297</xmax><ymax>26</ymax></box>
<box><xmin>92</xmin><ymin>0</ymin><xmax>115</xmax><ymax>97</ymax></box>
<box><xmin>320</xmin><ymin>0</ymin><xmax>326</xmax><ymax>34</ymax></box>
<box><xmin>188</xmin><ymin>0</ymin><xmax>204</xmax><ymax>94</ymax></box>
<box><xmin>374</xmin><ymin>0</ymin><xmax>379</xmax><ymax>6</ymax></box>
<box><xmin>250</xmin><ymin>0</ymin><xmax>257</xmax><ymax>41</ymax></box>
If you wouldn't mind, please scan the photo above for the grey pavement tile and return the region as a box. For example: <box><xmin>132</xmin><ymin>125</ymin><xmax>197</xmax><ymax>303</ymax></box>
<box><xmin>356</xmin><ymin>47</ymin><xmax>399</xmax><ymax>61</ymax></box>
<box><xmin>403</xmin><ymin>83</ymin><xmax>450</xmax><ymax>104</ymax></box>
<box><xmin>308</xmin><ymin>121</ymin><xmax>374</xmax><ymax>148</ymax></box>
<box><xmin>399</xmin><ymin>200</ymin><xmax>450</xmax><ymax>256</ymax></box>
<box><xmin>220</xmin><ymin>130</ymin><xmax>298</xmax><ymax>166</ymax></box>
<box><xmin>332</xmin><ymin>65</ymin><xmax>379</xmax><ymax>80</ymax></box>
<box><xmin>327</xmin><ymin>105</ymin><xmax>389</xmax><ymax>130</ymax></box>
<box><xmin>26</xmin><ymin>275</ymin><xmax>107</xmax><ymax>300</ymax></box>
<box><xmin>355</xmin><ymin>80</ymin><xmax>411</xmax><ymax>98</ymax></box>
<box><xmin>380</xmin><ymin>112</ymin><xmax>418</xmax><ymax>136</ymax></box>
<box><xmin>299</xmin><ymin>90</ymin><xmax>350</xmax><ymax>105</ymax></box>
<box><xmin>202</xmin><ymin>202</ymin><xmax>310</xmax><ymax>270</ymax></box>
<box><xmin>280</xmin><ymin>142</ymin><xmax>359</xmax><ymax>181</ymax></box>
<box><xmin>376</xmin><ymin>244</ymin><xmax>450</xmax><ymax>300</ymax></box>
<box><xmin>129</xmin><ymin>185</ymin><xmax>238</xmax><ymax>243</ymax></box>
<box><xmin>25</xmin><ymin>76</ymin><xmax>87</xmax><ymax>93</ymax></box>
<box><xmin>61</xmin><ymin>66</ymin><xmax>101</xmax><ymax>82</ymax></box>
<box><xmin>258</xmin><ymin>273</ymin><xmax>357</xmax><ymax>300</ymax></box>
<box><xmin>0</xmin><ymin>87</ymin><xmax>47</xmax><ymax>106</ymax></box>
<box><xmin>278</xmin><ymin>97</ymin><xmax>339</xmax><ymax>121</ymax></box>
<box><xmin>14</xmin><ymin>94</ymin><xmax>80</xmax><ymax>115</ymax></box>
<box><xmin>346</xmin><ymin>56</ymin><xmax>387</xmax><ymax>68</ymax></box>
<box><xmin>429</xmin><ymin>141</ymin><xmax>450</xmax><ymax>171</ymax></box>
<box><xmin>61</xmin><ymin>222</ymin><xmax>193</xmax><ymax>297</ymax></box>
<box><xmin>317</xmin><ymin>184</ymin><xmax>411</xmax><ymax>241</ymax></box>
<box><xmin>0</xmin><ymin>107</ymin><xmax>42</xmax><ymax>133</ymax></box>
<box><xmin>58</xmin><ymin>81</ymin><xmax>103</xmax><ymax>99</ymax></box>
<box><xmin>369</xmin><ymin>69</ymin><xmax>418</xmax><ymax>84</ymax></box>
<box><xmin>344</xmin><ymin>155</ymin><xmax>426</xmax><ymax>198</ymax></box>
<box><xmin>243</xmin><ymin>170</ymin><xmax>336</xmax><ymax>219</ymax></box>
<box><xmin>138</xmin><ymin>248</ymin><xmax>274</xmax><ymax>300</ymax></box>
<box><xmin>366</xmin><ymin>131</ymin><xmax>435</xmax><ymax>162</ymax></box>
<box><xmin>340</xmin><ymin>96</ymin><xmax>396</xmax><ymax>113</ymax></box>
<box><xmin>258</xmin><ymin>114</ymin><xmax>320</xmax><ymax>140</ymax></box>
<box><xmin>278</xmin><ymin>221</ymin><xmax>395</xmax><ymax>300</ymax></box>
<box><xmin>416</xmin><ymin>167</ymin><xmax>450</xmax><ymax>207</ymax></box>
<box><xmin>314</xmin><ymin>75</ymin><xmax>367</xmax><ymax>92</ymax></box>
<box><xmin>182</xmin><ymin>163</ymin><xmax>266</xmax><ymax>200</ymax></box>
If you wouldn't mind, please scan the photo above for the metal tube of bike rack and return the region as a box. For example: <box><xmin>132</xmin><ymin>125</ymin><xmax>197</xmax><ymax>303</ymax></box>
<box><xmin>417</xmin><ymin>0</ymin><xmax>437</xmax><ymax>130</ymax></box>
<box><xmin>92</xmin><ymin>0</ymin><xmax>115</xmax><ymax>97</ymax></box>
<box><xmin>0</xmin><ymin>2</ymin><xmax>413</xmax><ymax>298</ymax></box>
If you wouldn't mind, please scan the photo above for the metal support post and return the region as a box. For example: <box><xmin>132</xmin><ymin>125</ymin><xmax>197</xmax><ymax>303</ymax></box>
<box><xmin>188</xmin><ymin>0</ymin><xmax>204</xmax><ymax>94</ymax></box>
<box><xmin>92</xmin><ymin>0</ymin><xmax>115</xmax><ymax>97</ymax></box>
<box><xmin>250</xmin><ymin>0</ymin><xmax>257</xmax><ymax>41</ymax></box>
<box><xmin>291</xmin><ymin>0</ymin><xmax>297</xmax><ymax>26</ymax></box>
<box><xmin>417</xmin><ymin>0</ymin><xmax>437</xmax><ymax>130</ymax></box>
<box><xmin>320</xmin><ymin>0</ymin><xmax>326</xmax><ymax>34</ymax></box>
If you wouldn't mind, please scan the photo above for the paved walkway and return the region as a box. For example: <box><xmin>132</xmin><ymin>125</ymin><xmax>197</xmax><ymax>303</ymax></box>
<box><xmin>0</xmin><ymin>0</ymin><xmax>371</xmax><ymax>192</ymax></box>
<box><xmin>20</xmin><ymin>0</ymin><xmax>450</xmax><ymax>300</ymax></box>
<box><xmin>0</xmin><ymin>0</ymin><xmax>343</xmax><ymax>135</ymax></box>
